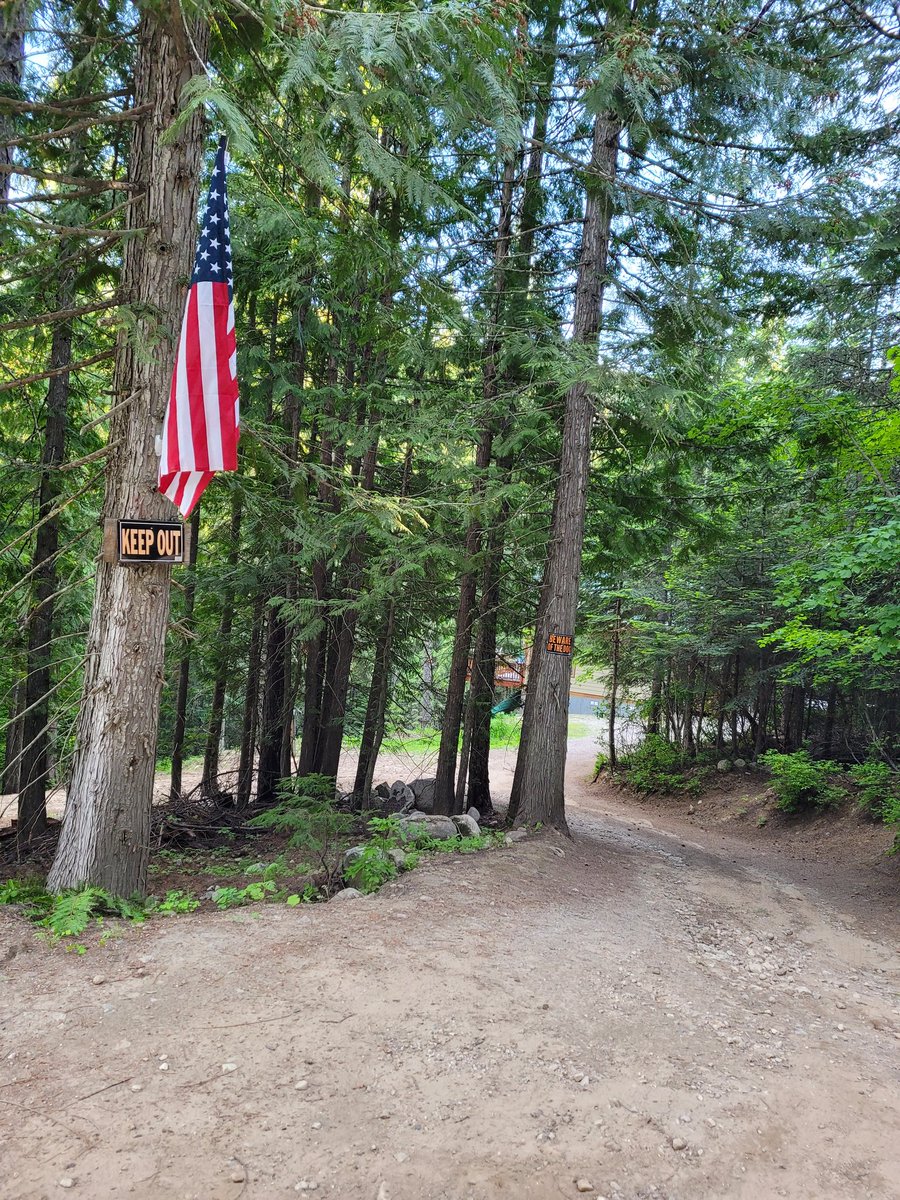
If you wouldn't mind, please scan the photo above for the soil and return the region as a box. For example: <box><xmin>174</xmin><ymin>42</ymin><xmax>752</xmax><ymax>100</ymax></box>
<box><xmin>2</xmin><ymin>724</ymin><xmax>899</xmax><ymax>1200</ymax></box>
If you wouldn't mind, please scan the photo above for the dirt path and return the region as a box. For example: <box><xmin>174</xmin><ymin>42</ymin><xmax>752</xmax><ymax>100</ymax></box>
<box><xmin>2</xmin><ymin>732</ymin><xmax>899</xmax><ymax>1200</ymax></box>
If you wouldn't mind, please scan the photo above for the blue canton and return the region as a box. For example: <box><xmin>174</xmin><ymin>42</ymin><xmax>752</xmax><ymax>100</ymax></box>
<box><xmin>191</xmin><ymin>136</ymin><xmax>234</xmax><ymax>298</ymax></box>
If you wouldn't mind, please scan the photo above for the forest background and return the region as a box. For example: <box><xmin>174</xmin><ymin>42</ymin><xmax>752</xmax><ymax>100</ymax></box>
<box><xmin>1</xmin><ymin>0</ymin><xmax>898</xmax><ymax>896</ymax></box>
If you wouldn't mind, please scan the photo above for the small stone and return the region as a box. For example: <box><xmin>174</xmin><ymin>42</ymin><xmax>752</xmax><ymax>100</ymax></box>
<box><xmin>295</xmin><ymin>1080</ymin><xmax>308</xmax><ymax>1090</ymax></box>
<box><xmin>378</xmin><ymin>1111</ymin><xmax>392</xmax><ymax>1119</ymax></box>
<box><xmin>91</xmin><ymin>975</ymin><xmax>106</xmax><ymax>986</ymax></box>
<box><xmin>716</xmin><ymin>759</ymin><xmax>731</xmax><ymax>772</ymax></box>
<box><xmin>59</xmin><ymin>1180</ymin><xmax>75</xmax><ymax>1190</ymax></box>
<box><xmin>734</xmin><ymin>758</ymin><xmax>747</xmax><ymax>769</ymax></box>
<box><xmin>130</xmin><ymin>1084</ymin><xmax>143</xmax><ymax>1092</ymax></box>
<box><xmin>311</xmin><ymin>1122</ymin><xmax>321</xmax><ymax>1130</ymax></box>
<box><xmin>230</xmin><ymin>1170</ymin><xmax>245</xmax><ymax>1184</ymax></box>
<box><xmin>159</xmin><ymin>1062</ymin><xmax>169</xmax><ymax>1071</ymax></box>
<box><xmin>575</xmin><ymin>1181</ymin><xmax>593</xmax><ymax>1193</ymax></box>
<box><xmin>671</xmin><ymin>1136</ymin><xmax>687</xmax><ymax>1151</ymax></box>
<box><xmin>687</xmin><ymin>805</ymin><xmax>695</xmax><ymax>816</ymax></box>
<box><xmin>295</xmin><ymin>1183</ymin><xmax>318</xmax><ymax>1192</ymax></box>
<box><xmin>394</xmin><ymin>1152</ymin><xmax>408</xmax><ymax>1163</ymax></box>
<box><xmin>376</xmin><ymin>1184</ymin><xmax>390</xmax><ymax>1200</ymax></box>
<box><xmin>222</xmin><ymin>1063</ymin><xmax>238</xmax><ymax>1073</ymax></box>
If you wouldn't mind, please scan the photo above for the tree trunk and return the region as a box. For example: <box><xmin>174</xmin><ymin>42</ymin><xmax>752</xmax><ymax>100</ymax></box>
<box><xmin>508</xmin><ymin>112</ymin><xmax>620</xmax><ymax>831</ymax></box>
<box><xmin>351</xmin><ymin>600</ymin><xmax>397</xmax><ymax>806</ymax></box>
<box><xmin>201</xmin><ymin>492</ymin><xmax>242</xmax><ymax>795</ymax></box>
<box><xmin>256</xmin><ymin>602</ymin><xmax>289</xmax><ymax>804</ymax></box>
<box><xmin>169</xmin><ymin>506</ymin><xmax>201</xmax><ymax>800</ymax></box>
<box><xmin>314</xmin><ymin>437</ymin><xmax>379</xmax><ymax>778</ymax></box>
<box><xmin>16</xmin><ymin>311</ymin><xmax>72</xmax><ymax>845</ymax></box>
<box><xmin>47</xmin><ymin>10</ymin><xmax>208</xmax><ymax>895</ymax></box>
<box><xmin>607</xmin><ymin>597</ymin><xmax>622</xmax><ymax>769</ymax></box>
<box><xmin>647</xmin><ymin>665</ymin><xmax>663</xmax><ymax>737</ymax></box>
<box><xmin>822</xmin><ymin>684</ymin><xmax>838</xmax><ymax>756</ymax></box>
<box><xmin>0</xmin><ymin>0</ymin><xmax>29</xmax><ymax>212</ymax></box>
<box><xmin>465</xmin><ymin>493</ymin><xmax>510</xmax><ymax>818</ymax></box>
<box><xmin>236</xmin><ymin>593</ymin><xmax>264</xmax><ymax>809</ymax></box>
<box><xmin>433</xmin><ymin>156</ymin><xmax>516</xmax><ymax>816</ymax></box>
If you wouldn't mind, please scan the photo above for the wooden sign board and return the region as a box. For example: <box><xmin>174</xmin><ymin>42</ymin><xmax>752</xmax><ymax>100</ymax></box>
<box><xmin>102</xmin><ymin>519</ymin><xmax>188</xmax><ymax>565</ymax></box>
<box><xmin>545</xmin><ymin>632</ymin><xmax>573</xmax><ymax>656</ymax></box>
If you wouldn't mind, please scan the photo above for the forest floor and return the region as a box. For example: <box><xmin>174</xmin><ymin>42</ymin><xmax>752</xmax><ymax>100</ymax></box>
<box><xmin>2</xmin><ymin>726</ymin><xmax>899</xmax><ymax>1200</ymax></box>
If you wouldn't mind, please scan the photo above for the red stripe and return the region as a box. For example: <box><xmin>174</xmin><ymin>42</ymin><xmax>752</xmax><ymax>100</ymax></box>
<box><xmin>213</xmin><ymin>284</ymin><xmax>238</xmax><ymax>467</ymax></box>
<box><xmin>185</xmin><ymin>287</ymin><xmax>209</xmax><ymax>471</ymax></box>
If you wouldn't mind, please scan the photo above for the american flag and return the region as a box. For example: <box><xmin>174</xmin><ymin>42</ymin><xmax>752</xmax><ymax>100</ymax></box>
<box><xmin>158</xmin><ymin>136</ymin><xmax>239</xmax><ymax>517</ymax></box>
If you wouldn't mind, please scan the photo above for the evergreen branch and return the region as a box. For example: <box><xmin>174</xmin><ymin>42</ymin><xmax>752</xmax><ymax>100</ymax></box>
<box><xmin>0</xmin><ymin>297</ymin><xmax>120</xmax><ymax>335</ymax></box>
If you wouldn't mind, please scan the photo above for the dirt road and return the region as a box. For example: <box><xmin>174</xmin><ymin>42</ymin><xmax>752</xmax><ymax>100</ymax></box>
<box><xmin>2</xmin><ymin>731</ymin><xmax>899</xmax><ymax>1200</ymax></box>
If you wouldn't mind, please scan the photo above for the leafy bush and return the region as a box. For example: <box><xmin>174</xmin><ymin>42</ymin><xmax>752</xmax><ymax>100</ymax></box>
<box><xmin>0</xmin><ymin>879</ymin><xmax>148</xmax><ymax>948</ymax></box>
<box><xmin>760</xmin><ymin>750</ymin><xmax>846</xmax><ymax>812</ymax></box>
<box><xmin>210</xmin><ymin>880</ymin><xmax>277</xmax><ymax>909</ymax></box>
<box><xmin>849</xmin><ymin>758</ymin><xmax>900</xmax><ymax>820</ymax></box>
<box><xmin>623</xmin><ymin>734</ymin><xmax>700</xmax><ymax>795</ymax></box>
<box><xmin>248</xmin><ymin>774</ymin><xmax>353</xmax><ymax>870</ymax></box>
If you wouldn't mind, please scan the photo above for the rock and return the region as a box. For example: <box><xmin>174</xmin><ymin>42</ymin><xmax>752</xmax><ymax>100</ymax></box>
<box><xmin>506</xmin><ymin>828</ymin><xmax>528</xmax><ymax>843</ymax></box>
<box><xmin>221</xmin><ymin>1063</ymin><xmax>238</xmax><ymax>1073</ymax></box>
<box><xmin>388</xmin><ymin>848</ymin><xmax>408</xmax><ymax>871</ymax></box>
<box><xmin>91</xmin><ymin>975</ymin><xmax>106</xmax><ymax>986</ymax></box>
<box><xmin>671</xmin><ymin>1136</ymin><xmax>687</xmax><ymax>1151</ymax></box>
<box><xmin>58</xmin><ymin>1179</ymin><xmax>75</xmax><ymax>1189</ymax></box>
<box><xmin>575</xmin><ymin>1181</ymin><xmax>593</xmax><ymax>1193</ymax></box>
<box><xmin>295</xmin><ymin>1182</ymin><xmax>318</xmax><ymax>1192</ymax></box>
<box><xmin>398</xmin><ymin>812</ymin><xmax>457</xmax><ymax>840</ymax></box>
<box><xmin>452</xmin><ymin>813</ymin><xmax>480</xmax><ymax>838</ymax></box>
<box><xmin>295</xmin><ymin>1080</ymin><xmax>308</xmax><ymax>1090</ymax></box>
<box><xmin>332</xmin><ymin>888</ymin><xmax>363</xmax><ymax>901</ymax></box>
<box><xmin>408</xmin><ymin>778</ymin><xmax>436</xmax><ymax>814</ymax></box>
<box><xmin>716</xmin><ymin>759</ymin><xmax>732</xmax><ymax>772</ymax></box>
<box><xmin>230</xmin><ymin>1169</ymin><xmax>246</xmax><ymax>1184</ymax></box>
<box><xmin>343</xmin><ymin>846</ymin><xmax>365</xmax><ymax>871</ymax></box>
<box><xmin>376</xmin><ymin>1184</ymin><xmax>390</xmax><ymax>1200</ymax></box>
<box><xmin>687</xmin><ymin>805</ymin><xmax>695</xmax><ymax>816</ymax></box>
<box><xmin>374</xmin><ymin>782</ymin><xmax>391</xmax><ymax>799</ymax></box>
<box><xmin>467</xmin><ymin>807</ymin><xmax>481</xmax><ymax>822</ymax></box>
<box><xmin>734</xmin><ymin>758</ymin><xmax>747</xmax><ymax>769</ymax></box>
<box><xmin>388</xmin><ymin>781</ymin><xmax>416</xmax><ymax>812</ymax></box>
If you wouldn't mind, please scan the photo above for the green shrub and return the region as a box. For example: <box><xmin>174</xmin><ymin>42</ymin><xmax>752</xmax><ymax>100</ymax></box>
<box><xmin>248</xmin><ymin>774</ymin><xmax>353</xmax><ymax>870</ymax></box>
<box><xmin>624</xmin><ymin>734</ymin><xmax>700</xmax><ymax>795</ymax></box>
<box><xmin>760</xmin><ymin>750</ymin><xmax>846</xmax><ymax>812</ymax></box>
<box><xmin>849</xmin><ymin>758</ymin><xmax>900</xmax><ymax>820</ymax></box>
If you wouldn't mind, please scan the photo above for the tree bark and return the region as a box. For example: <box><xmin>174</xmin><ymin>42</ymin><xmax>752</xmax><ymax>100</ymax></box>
<box><xmin>256</xmin><ymin>602</ymin><xmax>289</xmax><ymax>805</ymax></box>
<box><xmin>236</xmin><ymin>592</ymin><xmax>264</xmax><ymax>809</ymax></box>
<box><xmin>169</xmin><ymin>506</ymin><xmax>200</xmax><ymax>801</ymax></box>
<box><xmin>0</xmin><ymin>0</ymin><xmax>30</xmax><ymax>212</ymax></box>
<box><xmin>607</xmin><ymin>597</ymin><xmax>622</xmax><ymax>770</ymax></box>
<box><xmin>48</xmin><ymin>9</ymin><xmax>208</xmax><ymax>895</ymax></box>
<box><xmin>508</xmin><ymin>112</ymin><xmax>620</xmax><ymax>831</ymax></box>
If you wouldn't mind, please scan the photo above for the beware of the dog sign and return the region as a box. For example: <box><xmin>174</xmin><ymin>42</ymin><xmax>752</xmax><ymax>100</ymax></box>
<box><xmin>102</xmin><ymin>519</ymin><xmax>187</xmax><ymax>565</ymax></box>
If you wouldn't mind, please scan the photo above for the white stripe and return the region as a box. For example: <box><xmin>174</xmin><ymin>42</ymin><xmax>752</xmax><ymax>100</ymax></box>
<box><xmin>178</xmin><ymin>472</ymin><xmax>204</xmax><ymax>516</ymax></box>
<box><xmin>197</xmin><ymin>281</ymin><xmax>224</xmax><ymax>469</ymax></box>
<box><xmin>174</xmin><ymin>293</ymin><xmax>194</xmax><ymax>470</ymax></box>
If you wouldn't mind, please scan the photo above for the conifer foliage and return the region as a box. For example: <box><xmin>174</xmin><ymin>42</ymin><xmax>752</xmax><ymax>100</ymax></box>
<box><xmin>0</xmin><ymin>0</ymin><xmax>897</xmax><ymax>890</ymax></box>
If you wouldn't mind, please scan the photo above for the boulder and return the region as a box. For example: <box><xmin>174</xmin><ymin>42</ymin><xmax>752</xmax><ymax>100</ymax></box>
<box><xmin>374</xmin><ymin>782</ymin><xmax>391</xmax><ymax>799</ymax></box>
<box><xmin>388</xmin><ymin>848</ymin><xmax>408</xmax><ymax>871</ymax></box>
<box><xmin>398</xmin><ymin>812</ymin><xmax>458</xmax><ymax>841</ymax></box>
<box><xmin>452</xmin><ymin>813</ymin><xmax>480</xmax><ymax>838</ymax></box>
<box><xmin>342</xmin><ymin>846</ymin><xmax>365</xmax><ymax>871</ymax></box>
<box><xmin>733</xmin><ymin>758</ymin><xmax>747</xmax><ymax>770</ymax></box>
<box><xmin>408</xmin><ymin>777</ymin><xmax>436</xmax><ymax>814</ymax></box>
<box><xmin>332</xmin><ymin>888</ymin><xmax>362</xmax><ymax>901</ymax></box>
<box><xmin>716</xmin><ymin>759</ymin><xmax>732</xmax><ymax>772</ymax></box>
<box><xmin>504</xmin><ymin>829</ymin><xmax>528</xmax><ymax>845</ymax></box>
<box><xmin>466</xmin><ymin>807</ymin><xmax>481</xmax><ymax>823</ymax></box>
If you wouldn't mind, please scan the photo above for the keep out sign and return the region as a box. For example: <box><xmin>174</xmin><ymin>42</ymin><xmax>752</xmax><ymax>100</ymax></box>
<box><xmin>114</xmin><ymin>519</ymin><xmax>185</xmax><ymax>564</ymax></box>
